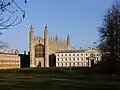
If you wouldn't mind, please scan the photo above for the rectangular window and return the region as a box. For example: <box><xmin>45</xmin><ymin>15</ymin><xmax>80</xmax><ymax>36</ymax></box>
<box><xmin>81</xmin><ymin>57</ymin><xmax>83</xmax><ymax>61</ymax></box>
<box><xmin>73</xmin><ymin>63</ymin><xmax>75</xmax><ymax>66</ymax></box>
<box><xmin>61</xmin><ymin>63</ymin><xmax>63</xmax><ymax>66</ymax></box>
<box><xmin>73</xmin><ymin>58</ymin><xmax>75</xmax><ymax>61</ymax></box>
<box><xmin>65</xmin><ymin>58</ymin><xmax>67</xmax><ymax>61</ymax></box>
<box><xmin>65</xmin><ymin>63</ymin><xmax>67</xmax><ymax>66</ymax></box>
<box><xmin>69</xmin><ymin>58</ymin><xmax>71</xmax><ymax>61</ymax></box>
<box><xmin>81</xmin><ymin>62</ymin><xmax>83</xmax><ymax>66</ymax></box>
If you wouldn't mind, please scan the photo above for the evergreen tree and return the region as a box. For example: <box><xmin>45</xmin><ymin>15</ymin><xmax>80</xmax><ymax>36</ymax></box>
<box><xmin>98</xmin><ymin>2</ymin><xmax>120</xmax><ymax>73</ymax></box>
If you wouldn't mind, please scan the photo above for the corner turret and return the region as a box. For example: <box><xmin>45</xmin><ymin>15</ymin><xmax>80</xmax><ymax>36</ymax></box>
<box><xmin>30</xmin><ymin>24</ymin><xmax>34</xmax><ymax>41</ymax></box>
<box><xmin>67</xmin><ymin>34</ymin><xmax>70</xmax><ymax>49</ymax></box>
<box><xmin>44</xmin><ymin>24</ymin><xmax>49</xmax><ymax>67</ymax></box>
<box><xmin>30</xmin><ymin>24</ymin><xmax>33</xmax><ymax>30</ymax></box>
<box><xmin>29</xmin><ymin>24</ymin><xmax>35</xmax><ymax>67</ymax></box>
<box><xmin>55</xmin><ymin>34</ymin><xmax>59</xmax><ymax>42</ymax></box>
<box><xmin>44</xmin><ymin>24</ymin><xmax>48</xmax><ymax>33</ymax></box>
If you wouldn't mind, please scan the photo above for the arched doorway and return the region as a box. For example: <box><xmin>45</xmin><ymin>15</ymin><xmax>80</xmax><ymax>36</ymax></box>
<box><xmin>49</xmin><ymin>54</ymin><xmax>56</xmax><ymax>67</ymax></box>
<box><xmin>91</xmin><ymin>60</ymin><xmax>94</xmax><ymax>67</ymax></box>
<box><xmin>37</xmin><ymin>61</ymin><xmax>41</xmax><ymax>68</ymax></box>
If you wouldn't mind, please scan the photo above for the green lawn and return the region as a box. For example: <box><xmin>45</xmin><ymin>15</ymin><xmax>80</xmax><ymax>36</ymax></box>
<box><xmin>0</xmin><ymin>68</ymin><xmax>119</xmax><ymax>90</ymax></box>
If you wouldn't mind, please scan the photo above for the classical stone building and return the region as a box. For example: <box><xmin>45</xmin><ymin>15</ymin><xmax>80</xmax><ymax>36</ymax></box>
<box><xmin>29</xmin><ymin>24</ymin><xmax>70</xmax><ymax>68</ymax></box>
<box><xmin>55</xmin><ymin>49</ymin><xmax>101</xmax><ymax>67</ymax></box>
<box><xmin>0</xmin><ymin>50</ymin><xmax>20</xmax><ymax>69</ymax></box>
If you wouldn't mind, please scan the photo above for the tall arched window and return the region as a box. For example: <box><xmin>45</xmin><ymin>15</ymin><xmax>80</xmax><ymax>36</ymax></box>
<box><xmin>35</xmin><ymin>44</ymin><xmax>44</xmax><ymax>57</ymax></box>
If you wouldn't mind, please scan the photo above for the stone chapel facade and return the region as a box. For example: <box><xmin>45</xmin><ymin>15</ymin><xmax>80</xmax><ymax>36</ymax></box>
<box><xmin>29</xmin><ymin>24</ymin><xmax>70</xmax><ymax>68</ymax></box>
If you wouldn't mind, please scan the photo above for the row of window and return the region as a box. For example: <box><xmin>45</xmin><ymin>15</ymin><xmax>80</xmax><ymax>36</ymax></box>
<box><xmin>57</xmin><ymin>62</ymin><xmax>88</xmax><ymax>67</ymax></box>
<box><xmin>0</xmin><ymin>59</ymin><xmax>20</xmax><ymax>61</ymax></box>
<box><xmin>57</xmin><ymin>57</ymin><xmax>99</xmax><ymax>62</ymax></box>
<box><xmin>57</xmin><ymin>57</ymin><xmax>89</xmax><ymax>61</ymax></box>
<box><xmin>57</xmin><ymin>53</ymin><xmax>88</xmax><ymax>56</ymax></box>
<box><xmin>0</xmin><ymin>57</ymin><xmax>20</xmax><ymax>60</ymax></box>
<box><xmin>57</xmin><ymin>53</ymin><xmax>99</xmax><ymax>57</ymax></box>
<box><xmin>0</xmin><ymin>61</ymin><xmax>19</xmax><ymax>63</ymax></box>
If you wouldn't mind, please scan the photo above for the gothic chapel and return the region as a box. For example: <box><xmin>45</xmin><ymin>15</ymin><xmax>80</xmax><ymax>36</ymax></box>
<box><xmin>29</xmin><ymin>24</ymin><xmax>70</xmax><ymax>67</ymax></box>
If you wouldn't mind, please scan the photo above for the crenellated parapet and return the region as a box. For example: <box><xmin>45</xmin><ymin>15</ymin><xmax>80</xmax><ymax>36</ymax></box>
<box><xmin>48</xmin><ymin>35</ymin><xmax>67</xmax><ymax>44</ymax></box>
<box><xmin>48</xmin><ymin>36</ymin><xmax>68</xmax><ymax>54</ymax></box>
<box><xmin>34</xmin><ymin>36</ymin><xmax>44</xmax><ymax>46</ymax></box>
<box><xmin>34</xmin><ymin>36</ymin><xmax>44</xmax><ymax>41</ymax></box>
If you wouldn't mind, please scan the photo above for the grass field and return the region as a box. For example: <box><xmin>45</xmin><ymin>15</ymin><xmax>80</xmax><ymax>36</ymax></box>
<box><xmin>0</xmin><ymin>68</ymin><xmax>119</xmax><ymax>90</ymax></box>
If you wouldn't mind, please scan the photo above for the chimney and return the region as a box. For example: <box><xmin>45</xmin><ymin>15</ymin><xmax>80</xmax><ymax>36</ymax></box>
<box><xmin>24</xmin><ymin>51</ymin><xmax>26</xmax><ymax>55</ymax></box>
<box><xmin>28</xmin><ymin>51</ymin><xmax>30</xmax><ymax>55</ymax></box>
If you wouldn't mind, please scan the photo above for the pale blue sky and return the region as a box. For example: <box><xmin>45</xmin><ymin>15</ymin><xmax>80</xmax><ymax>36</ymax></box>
<box><xmin>0</xmin><ymin>0</ymin><xmax>114</xmax><ymax>53</ymax></box>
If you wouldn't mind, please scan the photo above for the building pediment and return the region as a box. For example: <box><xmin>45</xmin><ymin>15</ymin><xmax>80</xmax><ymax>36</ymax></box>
<box><xmin>84</xmin><ymin>49</ymin><xmax>99</xmax><ymax>53</ymax></box>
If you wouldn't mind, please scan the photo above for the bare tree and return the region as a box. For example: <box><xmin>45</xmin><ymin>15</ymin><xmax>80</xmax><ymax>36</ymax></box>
<box><xmin>0</xmin><ymin>0</ymin><xmax>27</xmax><ymax>49</ymax></box>
<box><xmin>0</xmin><ymin>0</ymin><xmax>27</xmax><ymax>30</ymax></box>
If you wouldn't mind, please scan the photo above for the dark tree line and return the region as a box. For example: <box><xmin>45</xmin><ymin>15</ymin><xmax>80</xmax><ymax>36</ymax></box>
<box><xmin>98</xmin><ymin>2</ymin><xmax>120</xmax><ymax>73</ymax></box>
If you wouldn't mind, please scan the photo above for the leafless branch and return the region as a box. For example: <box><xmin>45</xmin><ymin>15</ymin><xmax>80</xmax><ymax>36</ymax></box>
<box><xmin>0</xmin><ymin>0</ymin><xmax>26</xmax><ymax>30</ymax></box>
<box><xmin>0</xmin><ymin>0</ymin><xmax>26</xmax><ymax>48</ymax></box>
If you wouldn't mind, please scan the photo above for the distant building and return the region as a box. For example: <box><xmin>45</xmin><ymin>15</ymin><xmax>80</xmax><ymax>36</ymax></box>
<box><xmin>0</xmin><ymin>50</ymin><xmax>20</xmax><ymax>69</ymax></box>
<box><xmin>55</xmin><ymin>49</ymin><xmax>101</xmax><ymax>67</ymax></box>
<box><xmin>29</xmin><ymin>24</ymin><xmax>70</xmax><ymax>68</ymax></box>
<box><xmin>19</xmin><ymin>51</ymin><xmax>30</xmax><ymax>68</ymax></box>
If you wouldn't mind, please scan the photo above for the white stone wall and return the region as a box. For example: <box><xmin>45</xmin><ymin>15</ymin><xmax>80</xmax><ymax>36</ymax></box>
<box><xmin>55</xmin><ymin>49</ymin><xmax>101</xmax><ymax>67</ymax></box>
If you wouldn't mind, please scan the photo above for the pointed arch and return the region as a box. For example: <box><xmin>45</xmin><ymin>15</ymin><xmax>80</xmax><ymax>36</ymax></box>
<box><xmin>37</xmin><ymin>61</ymin><xmax>41</xmax><ymax>68</ymax></box>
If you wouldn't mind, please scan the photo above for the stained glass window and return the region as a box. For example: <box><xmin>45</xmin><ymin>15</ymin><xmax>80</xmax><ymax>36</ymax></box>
<box><xmin>35</xmin><ymin>44</ymin><xmax>44</xmax><ymax>57</ymax></box>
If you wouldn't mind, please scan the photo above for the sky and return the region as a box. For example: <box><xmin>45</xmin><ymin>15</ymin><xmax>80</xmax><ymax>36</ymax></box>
<box><xmin>0</xmin><ymin>0</ymin><xmax>115</xmax><ymax>53</ymax></box>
